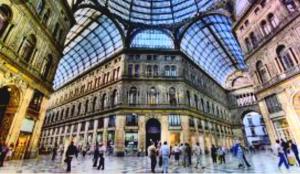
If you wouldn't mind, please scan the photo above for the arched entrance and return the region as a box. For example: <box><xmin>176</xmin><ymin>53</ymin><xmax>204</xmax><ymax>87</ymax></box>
<box><xmin>0</xmin><ymin>86</ymin><xmax>20</xmax><ymax>143</ymax></box>
<box><xmin>242</xmin><ymin>111</ymin><xmax>270</xmax><ymax>149</ymax></box>
<box><xmin>146</xmin><ymin>118</ymin><xmax>161</xmax><ymax>150</ymax></box>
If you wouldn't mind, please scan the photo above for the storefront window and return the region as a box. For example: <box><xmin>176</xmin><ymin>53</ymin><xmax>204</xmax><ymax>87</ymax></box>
<box><xmin>125</xmin><ymin>132</ymin><xmax>138</xmax><ymax>155</ymax></box>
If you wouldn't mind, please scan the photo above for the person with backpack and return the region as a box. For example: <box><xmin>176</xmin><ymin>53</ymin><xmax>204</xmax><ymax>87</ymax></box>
<box><xmin>148</xmin><ymin>142</ymin><xmax>157</xmax><ymax>173</ymax></box>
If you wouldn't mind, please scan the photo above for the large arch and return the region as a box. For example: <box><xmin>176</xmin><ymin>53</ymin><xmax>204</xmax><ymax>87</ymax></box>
<box><xmin>0</xmin><ymin>85</ymin><xmax>21</xmax><ymax>143</ymax></box>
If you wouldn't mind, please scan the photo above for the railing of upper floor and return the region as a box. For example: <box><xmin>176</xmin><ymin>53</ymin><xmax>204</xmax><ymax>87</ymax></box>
<box><xmin>255</xmin><ymin>63</ymin><xmax>300</xmax><ymax>92</ymax></box>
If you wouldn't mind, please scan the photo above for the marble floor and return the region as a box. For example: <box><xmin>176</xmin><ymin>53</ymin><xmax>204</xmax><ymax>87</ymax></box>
<box><xmin>0</xmin><ymin>151</ymin><xmax>299</xmax><ymax>173</ymax></box>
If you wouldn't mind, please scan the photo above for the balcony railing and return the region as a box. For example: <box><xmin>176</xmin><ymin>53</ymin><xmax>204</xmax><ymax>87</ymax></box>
<box><xmin>255</xmin><ymin>64</ymin><xmax>300</xmax><ymax>92</ymax></box>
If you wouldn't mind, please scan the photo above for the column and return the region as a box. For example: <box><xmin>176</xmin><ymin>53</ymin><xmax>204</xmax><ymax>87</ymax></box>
<box><xmin>258</xmin><ymin>101</ymin><xmax>277</xmax><ymax>145</ymax></box>
<box><xmin>138</xmin><ymin>115</ymin><xmax>146</xmax><ymax>154</ymax></box>
<box><xmin>92</xmin><ymin>119</ymin><xmax>98</xmax><ymax>145</ymax></box>
<box><xmin>6</xmin><ymin>87</ymin><xmax>34</xmax><ymax>145</ymax></box>
<box><xmin>114</xmin><ymin>115</ymin><xmax>125</xmax><ymax>156</ymax></box>
<box><xmin>102</xmin><ymin>118</ymin><xmax>108</xmax><ymax>147</ymax></box>
<box><xmin>83</xmin><ymin>121</ymin><xmax>89</xmax><ymax>145</ymax></box>
<box><xmin>161</xmin><ymin>115</ymin><xmax>169</xmax><ymax>144</ymax></box>
<box><xmin>26</xmin><ymin>97</ymin><xmax>49</xmax><ymax>158</ymax></box>
<box><xmin>180</xmin><ymin>115</ymin><xmax>190</xmax><ymax>144</ymax></box>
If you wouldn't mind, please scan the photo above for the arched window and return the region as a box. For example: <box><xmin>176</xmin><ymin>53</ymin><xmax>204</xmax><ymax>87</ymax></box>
<box><xmin>102</xmin><ymin>94</ymin><xmax>108</xmax><ymax>109</ymax></box>
<box><xmin>129</xmin><ymin>87</ymin><xmax>137</xmax><ymax>105</ymax></box>
<box><xmin>186</xmin><ymin>91</ymin><xmax>191</xmax><ymax>106</ymax></box>
<box><xmin>245</xmin><ymin>38</ymin><xmax>251</xmax><ymax>51</ymax></box>
<box><xmin>153</xmin><ymin>65</ymin><xmax>159</xmax><ymax>76</ymax></box>
<box><xmin>250</xmin><ymin>32</ymin><xmax>258</xmax><ymax>48</ymax></box>
<box><xmin>171</xmin><ymin>65</ymin><xmax>177</xmax><ymax>76</ymax></box>
<box><xmin>111</xmin><ymin>90</ymin><xmax>118</xmax><ymax>107</ymax></box>
<box><xmin>65</xmin><ymin>107</ymin><xmax>69</xmax><ymax>118</ymax></box>
<box><xmin>36</xmin><ymin>0</ymin><xmax>45</xmax><ymax>15</ymax></box>
<box><xmin>282</xmin><ymin>0</ymin><xmax>297</xmax><ymax>12</ymax></box>
<box><xmin>164</xmin><ymin>65</ymin><xmax>170</xmax><ymax>76</ymax></box>
<box><xmin>134</xmin><ymin>64</ymin><xmax>140</xmax><ymax>77</ymax></box>
<box><xmin>60</xmin><ymin>109</ymin><xmax>64</xmax><ymax>120</ymax></box>
<box><xmin>77</xmin><ymin>103</ymin><xmax>81</xmax><ymax>115</ymax></box>
<box><xmin>268</xmin><ymin>13</ymin><xmax>278</xmax><ymax>28</ymax></box>
<box><xmin>149</xmin><ymin>87</ymin><xmax>157</xmax><ymax>105</ymax></box>
<box><xmin>260</xmin><ymin>20</ymin><xmax>271</xmax><ymax>35</ymax></box>
<box><xmin>169</xmin><ymin>87</ymin><xmax>176</xmax><ymax>105</ymax></box>
<box><xmin>85</xmin><ymin>99</ymin><xmax>89</xmax><ymax>113</ymax></box>
<box><xmin>194</xmin><ymin>95</ymin><xmax>198</xmax><ymax>109</ymax></box>
<box><xmin>41</xmin><ymin>54</ymin><xmax>53</xmax><ymax>78</ymax></box>
<box><xmin>256</xmin><ymin>61</ymin><xmax>269</xmax><ymax>83</ymax></box>
<box><xmin>53</xmin><ymin>22</ymin><xmax>60</xmax><ymax>39</ymax></box>
<box><xmin>92</xmin><ymin>97</ymin><xmax>97</xmax><ymax>111</ymax></box>
<box><xmin>207</xmin><ymin>101</ymin><xmax>210</xmax><ymax>113</ymax></box>
<box><xmin>42</xmin><ymin>9</ymin><xmax>51</xmax><ymax>25</ymax></box>
<box><xmin>0</xmin><ymin>5</ymin><xmax>11</xmax><ymax>37</ymax></box>
<box><xmin>147</xmin><ymin>65</ymin><xmax>152</xmax><ymax>76</ymax></box>
<box><xmin>276</xmin><ymin>45</ymin><xmax>294</xmax><ymax>70</ymax></box>
<box><xmin>19</xmin><ymin>34</ymin><xmax>36</xmax><ymax>63</ymax></box>
<box><xmin>71</xmin><ymin>105</ymin><xmax>75</xmax><ymax>116</ymax></box>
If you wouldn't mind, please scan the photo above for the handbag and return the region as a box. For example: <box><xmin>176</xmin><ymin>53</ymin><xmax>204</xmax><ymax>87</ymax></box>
<box><xmin>64</xmin><ymin>158</ymin><xmax>68</xmax><ymax>163</ymax></box>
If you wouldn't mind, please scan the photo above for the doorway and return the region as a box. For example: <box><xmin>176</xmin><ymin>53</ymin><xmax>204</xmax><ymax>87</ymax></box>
<box><xmin>146</xmin><ymin>118</ymin><xmax>161</xmax><ymax>151</ymax></box>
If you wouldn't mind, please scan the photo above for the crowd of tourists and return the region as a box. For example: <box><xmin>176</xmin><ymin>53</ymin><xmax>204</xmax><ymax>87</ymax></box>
<box><xmin>274</xmin><ymin>139</ymin><xmax>300</xmax><ymax>169</ymax></box>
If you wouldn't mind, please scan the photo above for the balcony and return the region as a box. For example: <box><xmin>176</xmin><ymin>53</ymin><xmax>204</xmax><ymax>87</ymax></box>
<box><xmin>255</xmin><ymin>64</ymin><xmax>300</xmax><ymax>92</ymax></box>
<box><xmin>245</xmin><ymin>10</ymin><xmax>300</xmax><ymax>58</ymax></box>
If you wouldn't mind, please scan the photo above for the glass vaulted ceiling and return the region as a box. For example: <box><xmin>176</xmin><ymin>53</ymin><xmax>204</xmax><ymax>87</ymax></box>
<box><xmin>54</xmin><ymin>8</ymin><xmax>123</xmax><ymax>88</ymax></box>
<box><xmin>54</xmin><ymin>1</ymin><xmax>246</xmax><ymax>89</ymax></box>
<box><xmin>181</xmin><ymin>14</ymin><xmax>246</xmax><ymax>83</ymax></box>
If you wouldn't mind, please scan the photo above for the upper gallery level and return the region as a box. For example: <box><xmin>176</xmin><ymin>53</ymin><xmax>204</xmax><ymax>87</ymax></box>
<box><xmin>0</xmin><ymin>0</ymin><xmax>74</xmax><ymax>93</ymax></box>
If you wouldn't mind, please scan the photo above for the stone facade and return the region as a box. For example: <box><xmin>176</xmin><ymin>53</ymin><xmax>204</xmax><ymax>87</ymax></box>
<box><xmin>40</xmin><ymin>51</ymin><xmax>235</xmax><ymax>156</ymax></box>
<box><xmin>234</xmin><ymin>0</ymin><xmax>300</xmax><ymax>145</ymax></box>
<box><xmin>0</xmin><ymin>0</ymin><xmax>73</xmax><ymax>159</ymax></box>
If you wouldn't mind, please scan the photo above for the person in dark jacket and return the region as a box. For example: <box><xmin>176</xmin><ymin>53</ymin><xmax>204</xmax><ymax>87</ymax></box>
<box><xmin>0</xmin><ymin>143</ymin><xmax>8</xmax><ymax>167</ymax></box>
<box><xmin>65</xmin><ymin>141</ymin><xmax>77</xmax><ymax>172</ymax></box>
<box><xmin>186</xmin><ymin>143</ymin><xmax>192</xmax><ymax>166</ymax></box>
<box><xmin>51</xmin><ymin>142</ymin><xmax>58</xmax><ymax>161</ymax></box>
<box><xmin>289</xmin><ymin>140</ymin><xmax>300</xmax><ymax>166</ymax></box>
<box><xmin>93</xmin><ymin>143</ymin><xmax>100</xmax><ymax>167</ymax></box>
<box><xmin>211</xmin><ymin>145</ymin><xmax>217</xmax><ymax>163</ymax></box>
<box><xmin>97</xmin><ymin>143</ymin><xmax>105</xmax><ymax>170</ymax></box>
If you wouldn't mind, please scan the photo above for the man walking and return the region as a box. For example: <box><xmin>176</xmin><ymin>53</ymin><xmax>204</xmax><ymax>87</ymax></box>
<box><xmin>97</xmin><ymin>143</ymin><xmax>105</xmax><ymax>170</ymax></box>
<box><xmin>52</xmin><ymin>142</ymin><xmax>58</xmax><ymax>161</ymax></box>
<box><xmin>65</xmin><ymin>141</ymin><xmax>77</xmax><ymax>172</ymax></box>
<box><xmin>275</xmin><ymin>139</ymin><xmax>289</xmax><ymax>169</ymax></box>
<box><xmin>193</xmin><ymin>142</ymin><xmax>203</xmax><ymax>169</ymax></box>
<box><xmin>93</xmin><ymin>143</ymin><xmax>99</xmax><ymax>167</ymax></box>
<box><xmin>160</xmin><ymin>141</ymin><xmax>170</xmax><ymax>173</ymax></box>
<box><xmin>148</xmin><ymin>142</ymin><xmax>157</xmax><ymax>173</ymax></box>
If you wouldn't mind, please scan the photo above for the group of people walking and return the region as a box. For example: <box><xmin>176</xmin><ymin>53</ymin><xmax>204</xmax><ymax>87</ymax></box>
<box><xmin>147</xmin><ymin>141</ymin><xmax>204</xmax><ymax>173</ymax></box>
<box><xmin>50</xmin><ymin>141</ymin><xmax>107</xmax><ymax>172</ymax></box>
<box><xmin>274</xmin><ymin>139</ymin><xmax>300</xmax><ymax>169</ymax></box>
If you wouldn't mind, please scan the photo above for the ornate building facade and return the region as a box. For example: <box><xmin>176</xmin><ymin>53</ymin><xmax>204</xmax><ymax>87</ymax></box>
<box><xmin>41</xmin><ymin>51</ymin><xmax>235</xmax><ymax>156</ymax></box>
<box><xmin>0</xmin><ymin>0</ymin><xmax>73</xmax><ymax>159</ymax></box>
<box><xmin>234</xmin><ymin>0</ymin><xmax>300</xmax><ymax>145</ymax></box>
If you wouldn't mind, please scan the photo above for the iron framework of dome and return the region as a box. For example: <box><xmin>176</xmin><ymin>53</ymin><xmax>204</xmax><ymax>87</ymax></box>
<box><xmin>54</xmin><ymin>0</ymin><xmax>245</xmax><ymax>89</ymax></box>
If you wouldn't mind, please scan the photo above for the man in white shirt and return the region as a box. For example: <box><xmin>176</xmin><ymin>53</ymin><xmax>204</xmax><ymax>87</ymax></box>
<box><xmin>274</xmin><ymin>139</ymin><xmax>289</xmax><ymax>169</ymax></box>
<box><xmin>193</xmin><ymin>142</ymin><xmax>203</xmax><ymax>169</ymax></box>
<box><xmin>160</xmin><ymin>141</ymin><xmax>170</xmax><ymax>173</ymax></box>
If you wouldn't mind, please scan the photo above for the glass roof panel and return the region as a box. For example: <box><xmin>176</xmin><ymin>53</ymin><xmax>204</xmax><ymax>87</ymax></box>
<box><xmin>130</xmin><ymin>29</ymin><xmax>174</xmax><ymax>49</ymax></box>
<box><xmin>181</xmin><ymin>14</ymin><xmax>246</xmax><ymax>85</ymax></box>
<box><xmin>95</xmin><ymin>0</ymin><xmax>220</xmax><ymax>25</ymax></box>
<box><xmin>53</xmin><ymin>11</ymin><xmax>123</xmax><ymax>89</ymax></box>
